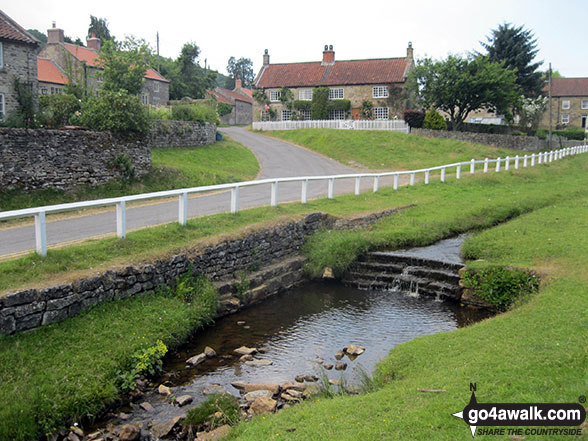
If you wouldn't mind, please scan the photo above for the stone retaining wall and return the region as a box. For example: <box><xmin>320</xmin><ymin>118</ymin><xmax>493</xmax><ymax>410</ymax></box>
<box><xmin>148</xmin><ymin>120</ymin><xmax>216</xmax><ymax>148</ymax></box>
<box><xmin>0</xmin><ymin>128</ymin><xmax>151</xmax><ymax>191</ymax></box>
<box><xmin>412</xmin><ymin>128</ymin><xmax>547</xmax><ymax>151</ymax></box>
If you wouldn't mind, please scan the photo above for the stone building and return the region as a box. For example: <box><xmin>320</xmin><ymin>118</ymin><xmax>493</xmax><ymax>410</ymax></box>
<box><xmin>38</xmin><ymin>24</ymin><xmax>169</xmax><ymax>104</ymax></box>
<box><xmin>0</xmin><ymin>9</ymin><xmax>39</xmax><ymax>120</ymax></box>
<box><xmin>207</xmin><ymin>77</ymin><xmax>253</xmax><ymax>125</ymax></box>
<box><xmin>541</xmin><ymin>78</ymin><xmax>588</xmax><ymax>129</ymax></box>
<box><xmin>252</xmin><ymin>44</ymin><xmax>414</xmax><ymax>121</ymax></box>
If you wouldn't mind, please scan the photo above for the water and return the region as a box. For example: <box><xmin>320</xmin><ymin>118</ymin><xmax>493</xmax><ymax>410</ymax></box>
<box><xmin>384</xmin><ymin>234</ymin><xmax>469</xmax><ymax>264</ymax></box>
<box><xmin>97</xmin><ymin>280</ymin><xmax>490</xmax><ymax>430</ymax></box>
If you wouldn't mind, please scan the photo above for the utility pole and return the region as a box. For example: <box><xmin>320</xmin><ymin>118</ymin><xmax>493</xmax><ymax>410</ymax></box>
<box><xmin>548</xmin><ymin>62</ymin><xmax>553</xmax><ymax>149</ymax></box>
<box><xmin>156</xmin><ymin>32</ymin><xmax>160</xmax><ymax>72</ymax></box>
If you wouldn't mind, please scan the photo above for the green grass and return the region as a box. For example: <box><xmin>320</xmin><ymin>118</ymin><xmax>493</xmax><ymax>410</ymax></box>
<box><xmin>0</xmin><ymin>137</ymin><xmax>260</xmax><ymax>211</ymax></box>
<box><xmin>0</xmin><ymin>280</ymin><xmax>218</xmax><ymax>441</ymax></box>
<box><xmin>266</xmin><ymin>128</ymin><xmax>527</xmax><ymax>170</ymax></box>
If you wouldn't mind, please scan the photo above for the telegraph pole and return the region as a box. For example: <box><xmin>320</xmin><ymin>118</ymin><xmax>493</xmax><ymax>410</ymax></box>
<box><xmin>548</xmin><ymin>62</ymin><xmax>553</xmax><ymax>149</ymax></box>
<box><xmin>156</xmin><ymin>32</ymin><xmax>160</xmax><ymax>72</ymax></box>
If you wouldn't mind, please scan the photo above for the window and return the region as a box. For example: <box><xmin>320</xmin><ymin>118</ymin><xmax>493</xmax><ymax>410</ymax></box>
<box><xmin>141</xmin><ymin>93</ymin><xmax>149</xmax><ymax>105</ymax></box>
<box><xmin>153</xmin><ymin>96</ymin><xmax>160</xmax><ymax>106</ymax></box>
<box><xmin>373</xmin><ymin>86</ymin><xmax>388</xmax><ymax>98</ymax></box>
<box><xmin>154</xmin><ymin>81</ymin><xmax>159</xmax><ymax>93</ymax></box>
<box><xmin>0</xmin><ymin>42</ymin><xmax>3</xmax><ymax>69</ymax></box>
<box><xmin>96</xmin><ymin>73</ymin><xmax>103</xmax><ymax>83</ymax></box>
<box><xmin>0</xmin><ymin>93</ymin><xmax>4</xmax><ymax>120</ymax></box>
<box><xmin>328</xmin><ymin>109</ymin><xmax>346</xmax><ymax>120</ymax></box>
<box><xmin>270</xmin><ymin>90</ymin><xmax>281</xmax><ymax>102</ymax></box>
<box><xmin>373</xmin><ymin>107</ymin><xmax>389</xmax><ymax>120</ymax></box>
<box><xmin>562</xmin><ymin>100</ymin><xmax>570</xmax><ymax>109</ymax></box>
<box><xmin>582</xmin><ymin>100</ymin><xmax>588</xmax><ymax>110</ymax></box>
<box><xmin>561</xmin><ymin>114</ymin><xmax>570</xmax><ymax>124</ymax></box>
<box><xmin>299</xmin><ymin>89</ymin><xmax>313</xmax><ymax>101</ymax></box>
<box><xmin>300</xmin><ymin>109</ymin><xmax>312</xmax><ymax>120</ymax></box>
<box><xmin>281</xmin><ymin>109</ymin><xmax>291</xmax><ymax>120</ymax></box>
<box><xmin>41</xmin><ymin>88</ymin><xmax>48</xmax><ymax>95</ymax></box>
<box><xmin>329</xmin><ymin>88</ymin><xmax>344</xmax><ymax>100</ymax></box>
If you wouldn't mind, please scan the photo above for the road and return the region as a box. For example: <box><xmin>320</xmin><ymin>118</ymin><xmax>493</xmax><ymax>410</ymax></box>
<box><xmin>0</xmin><ymin>127</ymin><xmax>381</xmax><ymax>258</ymax></box>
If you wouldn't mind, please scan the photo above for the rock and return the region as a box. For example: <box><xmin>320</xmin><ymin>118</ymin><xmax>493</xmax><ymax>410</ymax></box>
<box><xmin>244</xmin><ymin>359</ymin><xmax>273</xmax><ymax>367</ymax></box>
<box><xmin>158</xmin><ymin>384</ymin><xmax>172</xmax><ymax>395</ymax></box>
<box><xmin>118</xmin><ymin>412</ymin><xmax>130</xmax><ymax>420</ymax></box>
<box><xmin>323</xmin><ymin>363</ymin><xmax>334</xmax><ymax>370</ymax></box>
<box><xmin>213</xmin><ymin>411</ymin><xmax>224</xmax><ymax>419</ymax></box>
<box><xmin>186</xmin><ymin>353</ymin><xmax>207</xmax><ymax>366</ymax></box>
<box><xmin>70</xmin><ymin>426</ymin><xmax>84</xmax><ymax>437</ymax></box>
<box><xmin>281</xmin><ymin>392</ymin><xmax>301</xmax><ymax>402</ymax></box>
<box><xmin>237</xmin><ymin>321</ymin><xmax>246</xmax><ymax>325</ymax></box>
<box><xmin>243</xmin><ymin>325</ymin><xmax>251</xmax><ymax>329</ymax></box>
<box><xmin>311</xmin><ymin>358</ymin><xmax>324</xmax><ymax>364</ymax></box>
<box><xmin>250</xmin><ymin>396</ymin><xmax>277</xmax><ymax>415</ymax></box>
<box><xmin>204</xmin><ymin>346</ymin><xmax>217</xmax><ymax>358</ymax></box>
<box><xmin>285</xmin><ymin>389</ymin><xmax>303</xmax><ymax>398</ymax></box>
<box><xmin>334</xmin><ymin>350</ymin><xmax>345</xmax><ymax>360</ymax></box>
<box><xmin>119</xmin><ymin>424</ymin><xmax>141</xmax><ymax>441</ymax></box>
<box><xmin>87</xmin><ymin>432</ymin><xmax>102</xmax><ymax>440</ymax></box>
<box><xmin>239</xmin><ymin>354</ymin><xmax>254</xmax><ymax>361</ymax></box>
<box><xmin>322</xmin><ymin>267</ymin><xmax>334</xmax><ymax>278</ymax></box>
<box><xmin>234</xmin><ymin>346</ymin><xmax>257</xmax><ymax>355</ymax></box>
<box><xmin>140</xmin><ymin>401</ymin><xmax>155</xmax><ymax>412</ymax></box>
<box><xmin>303</xmin><ymin>375</ymin><xmax>319</xmax><ymax>382</ymax></box>
<box><xmin>150</xmin><ymin>416</ymin><xmax>181</xmax><ymax>439</ymax></box>
<box><xmin>176</xmin><ymin>395</ymin><xmax>193</xmax><ymax>407</ymax></box>
<box><xmin>281</xmin><ymin>381</ymin><xmax>306</xmax><ymax>392</ymax></box>
<box><xmin>196</xmin><ymin>424</ymin><xmax>231</xmax><ymax>440</ymax></box>
<box><xmin>329</xmin><ymin>379</ymin><xmax>341</xmax><ymax>386</ymax></box>
<box><xmin>203</xmin><ymin>384</ymin><xmax>227</xmax><ymax>395</ymax></box>
<box><xmin>244</xmin><ymin>390</ymin><xmax>272</xmax><ymax>402</ymax></box>
<box><xmin>231</xmin><ymin>382</ymin><xmax>280</xmax><ymax>395</ymax></box>
<box><xmin>343</xmin><ymin>345</ymin><xmax>365</xmax><ymax>356</ymax></box>
<box><xmin>335</xmin><ymin>362</ymin><xmax>347</xmax><ymax>371</ymax></box>
<box><xmin>294</xmin><ymin>375</ymin><xmax>305</xmax><ymax>383</ymax></box>
<box><xmin>67</xmin><ymin>432</ymin><xmax>80</xmax><ymax>441</ymax></box>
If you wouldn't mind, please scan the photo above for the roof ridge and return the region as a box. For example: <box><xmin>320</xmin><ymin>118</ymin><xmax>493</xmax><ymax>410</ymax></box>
<box><xmin>0</xmin><ymin>9</ymin><xmax>39</xmax><ymax>45</ymax></box>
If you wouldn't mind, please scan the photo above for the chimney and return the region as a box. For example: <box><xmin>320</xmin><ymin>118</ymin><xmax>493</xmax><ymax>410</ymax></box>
<box><xmin>47</xmin><ymin>22</ymin><xmax>64</xmax><ymax>44</ymax></box>
<box><xmin>87</xmin><ymin>32</ymin><xmax>101</xmax><ymax>51</ymax></box>
<box><xmin>406</xmin><ymin>41</ymin><xmax>414</xmax><ymax>60</ymax></box>
<box><xmin>322</xmin><ymin>44</ymin><xmax>335</xmax><ymax>66</ymax></box>
<box><xmin>234</xmin><ymin>76</ymin><xmax>242</xmax><ymax>91</ymax></box>
<box><xmin>263</xmin><ymin>49</ymin><xmax>270</xmax><ymax>66</ymax></box>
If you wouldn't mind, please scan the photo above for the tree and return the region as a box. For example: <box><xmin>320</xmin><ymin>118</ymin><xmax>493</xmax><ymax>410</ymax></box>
<box><xmin>27</xmin><ymin>29</ymin><xmax>46</xmax><ymax>48</ymax></box>
<box><xmin>226</xmin><ymin>57</ymin><xmax>254</xmax><ymax>88</ymax></box>
<box><xmin>88</xmin><ymin>16</ymin><xmax>114</xmax><ymax>42</ymax></box>
<box><xmin>408</xmin><ymin>55</ymin><xmax>520</xmax><ymax>130</ymax></box>
<box><xmin>480</xmin><ymin>23</ymin><xmax>544</xmax><ymax>97</ymax></box>
<box><xmin>165</xmin><ymin>42</ymin><xmax>216</xmax><ymax>99</ymax></box>
<box><xmin>97</xmin><ymin>38</ymin><xmax>149</xmax><ymax>95</ymax></box>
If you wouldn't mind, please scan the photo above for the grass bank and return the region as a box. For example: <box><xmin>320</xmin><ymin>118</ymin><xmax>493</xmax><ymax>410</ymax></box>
<box><xmin>225</xmin><ymin>195</ymin><xmax>588</xmax><ymax>441</ymax></box>
<box><xmin>0</xmin><ymin>137</ymin><xmax>259</xmax><ymax>211</ymax></box>
<box><xmin>265</xmin><ymin>128</ymin><xmax>526</xmax><ymax>170</ymax></box>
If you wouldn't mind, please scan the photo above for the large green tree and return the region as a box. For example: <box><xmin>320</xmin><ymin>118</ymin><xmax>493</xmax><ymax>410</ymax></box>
<box><xmin>225</xmin><ymin>57</ymin><xmax>254</xmax><ymax>89</ymax></box>
<box><xmin>88</xmin><ymin>16</ymin><xmax>114</xmax><ymax>42</ymax></box>
<box><xmin>480</xmin><ymin>23</ymin><xmax>544</xmax><ymax>97</ymax></box>
<box><xmin>408</xmin><ymin>55</ymin><xmax>520</xmax><ymax>130</ymax></box>
<box><xmin>163</xmin><ymin>42</ymin><xmax>216</xmax><ymax>100</ymax></box>
<box><xmin>97</xmin><ymin>38</ymin><xmax>150</xmax><ymax>95</ymax></box>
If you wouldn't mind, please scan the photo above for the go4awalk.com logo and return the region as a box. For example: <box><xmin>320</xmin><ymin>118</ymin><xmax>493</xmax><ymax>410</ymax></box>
<box><xmin>452</xmin><ymin>384</ymin><xmax>586</xmax><ymax>437</ymax></box>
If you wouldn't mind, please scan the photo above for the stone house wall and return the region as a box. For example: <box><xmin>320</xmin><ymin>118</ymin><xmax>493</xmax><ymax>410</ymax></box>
<box><xmin>148</xmin><ymin>120</ymin><xmax>216</xmax><ymax>148</ymax></box>
<box><xmin>540</xmin><ymin>96</ymin><xmax>588</xmax><ymax>129</ymax></box>
<box><xmin>235</xmin><ymin>100</ymin><xmax>253</xmax><ymax>125</ymax></box>
<box><xmin>142</xmin><ymin>78</ymin><xmax>170</xmax><ymax>106</ymax></box>
<box><xmin>0</xmin><ymin>39</ymin><xmax>39</xmax><ymax>119</ymax></box>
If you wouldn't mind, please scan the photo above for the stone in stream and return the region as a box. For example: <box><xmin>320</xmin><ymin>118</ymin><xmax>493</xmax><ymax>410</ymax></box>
<box><xmin>244</xmin><ymin>358</ymin><xmax>273</xmax><ymax>367</ymax></box>
<box><xmin>249</xmin><ymin>396</ymin><xmax>277</xmax><ymax>415</ymax></box>
<box><xmin>139</xmin><ymin>401</ymin><xmax>155</xmax><ymax>412</ymax></box>
<box><xmin>335</xmin><ymin>362</ymin><xmax>348</xmax><ymax>371</ymax></box>
<box><xmin>281</xmin><ymin>392</ymin><xmax>301</xmax><ymax>402</ymax></box>
<box><xmin>69</xmin><ymin>426</ymin><xmax>84</xmax><ymax>438</ymax></box>
<box><xmin>322</xmin><ymin>267</ymin><xmax>335</xmax><ymax>278</ymax></box>
<box><xmin>186</xmin><ymin>352</ymin><xmax>207</xmax><ymax>366</ymax></box>
<box><xmin>244</xmin><ymin>390</ymin><xmax>272</xmax><ymax>402</ymax></box>
<box><xmin>334</xmin><ymin>350</ymin><xmax>345</xmax><ymax>360</ymax></box>
<box><xmin>323</xmin><ymin>363</ymin><xmax>334</xmax><ymax>370</ymax></box>
<box><xmin>329</xmin><ymin>379</ymin><xmax>341</xmax><ymax>386</ymax></box>
<box><xmin>150</xmin><ymin>416</ymin><xmax>182</xmax><ymax>439</ymax></box>
<box><xmin>118</xmin><ymin>424</ymin><xmax>141</xmax><ymax>441</ymax></box>
<box><xmin>157</xmin><ymin>384</ymin><xmax>172</xmax><ymax>396</ymax></box>
<box><xmin>196</xmin><ymin>424</ymin><xmax>231</xmax><ymax>440</ymax></box>
<box><xmin>203</xmin><ymin>384</ymin><xmax>228</xmax><ymax>395</ymax></box>
<box><xmin>231</xmin><ymin>382</ymin><xmax>280</xmax><ymax>395</ymax></box>
<box><xmin>303</xmin><ymin>374</ymin><xmax>319</xmax><ymax>382</ymax></box>
<box><xmin>284</xmin><ymin>389</ymin><xmax>303</xmax><ymax>398</ymax></box>
<box><xmin>281</xmin><ymin>381</ymin><xmax>306</xmax><ymax>392</ymax></box>
<box><xmin>311</xmin><ymin>358</ymin><xmax>324</xmax><ymax>364</ymax></box>
<box><xmin>294</xmin><ymin>375</ymin><xmax>305</xmax><ymax>383</ymax></box>
<box><xmin>204</xmin><ymin>346</ymin><xmax>217</xmax><ymax>358</ymax></box>
<box><xmin>237</xmin><ymin>321</ymin><xmax>246</xmax><ymax>325</ymax></box>
<box><xmin>66</xmin><ymin>432</ymin><xmax>80</xmax><ymax>441</ymax></box>
<box><xmin>176</xmin><ymin>395</ymin><xmax>193</xmax><ymax>407</ymax></box>
<box><xmin>343</xmin><ymin>345</ymin><xmax>365</xmax><ymax>356</ymax></box>
<box><xmin>234</xmin><ymin>346</ymin><xmax>257</xmax><ymax>355</ymax></box>
<box><xmin>239</xmin><ymin>354</ymin><xmax>254</xmax><ymax>361</ymax></box>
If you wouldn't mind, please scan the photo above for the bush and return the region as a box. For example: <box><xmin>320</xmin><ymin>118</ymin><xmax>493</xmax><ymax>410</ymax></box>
<box><xmin>403</xmin><ymin>110</ymin><xmax>425</xmax><ymax>128</ymax></box>
<box><xmin>38</xmin><ymin>94</ymin><xmax>81</xmax><ymax>128</ymax></box>
<box><xmin>217</xmin><ymin>102</ymin><xmax>234</xmax><ymax>117</ymax></box>
<box><xmin>78</xmin><ymin>90</ymin><xmax>151</xmax><ymax>138</ymax></box>
<box><xmin>184</xmin><ymin>393</ymin><xmax>240</xmax><ymax>430</ymax></box>
<box><xmin>311</xmin><ymin>87</ymin><xmax>329</xmax><ymax>120</ymax></box>
<box><xmin>171</xmin><ymin>103</ymin><xmax>218</xmax><ymax>124</ymax></box>
<box><xmin>293</xmin><ymin>100</ymin><xmax>311</xmax><ymax>111</ymax></box>
<box><xmin>148</xmin><ymin>106</ymin><xmax>172</xmax><ymax>120</ymax></box>
<box><xmin>423</xmin><ymin>109</ymin><xmax>447</xmax><ymax>130</ymax></box>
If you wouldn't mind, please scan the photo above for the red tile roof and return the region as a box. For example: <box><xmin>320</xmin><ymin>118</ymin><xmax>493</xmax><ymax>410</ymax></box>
<box><xmin>0</xmin><ymin>9</ymin><xmax>38</xmax><ymax>45</ymax></box>
<box><xmin>222</xmin><ymin>88</ymin><xmax>253</xmax><ymax>104</ymax></box>
<box><xmin>145</xmin><ymin>68</ymin><xmax>170</xmax><ymax>83</ymax></box>
<box><xmin>255</xmin><ymin>58</ymin><xmax>409</xmax><ymax>88</ymax></box>
<box><xmin>548</xmin><ymin>78</ymin><xmax>588</xmax><ymax>97</ymax></box>
<box><xmin>207</xmin><ymin>89</ymin><xmax>233</xmax><ymax>105</ymax></box>
<box><xmin>37</xmin><ymin>58</ymin><xmax>68</xmax><ymax>85</ymax></box>
<box><xmin>208</xmin><ymin>87</ymin><xmax>253</xmax><ymax>105</ymax></box>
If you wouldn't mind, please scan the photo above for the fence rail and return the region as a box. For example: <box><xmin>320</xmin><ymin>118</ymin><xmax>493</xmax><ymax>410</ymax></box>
<box><xmin>1</xmin><ymin>145</ymin><xmax>586</xmax><ymax>257</ymax></box>
<box><xmin>252</xmin><ymin>119</ymin><xmax>410</xmax><ymax>132</ymax></box>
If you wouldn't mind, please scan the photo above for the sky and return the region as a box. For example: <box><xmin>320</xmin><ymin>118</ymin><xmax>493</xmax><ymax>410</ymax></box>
<box><xmin>4</xmin><ymin>0</ymin><xmax>586</xmax><ymax>78</ymax></box>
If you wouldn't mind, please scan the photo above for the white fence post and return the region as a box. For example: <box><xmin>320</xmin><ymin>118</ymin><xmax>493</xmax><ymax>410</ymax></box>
<box><xmin>34</xmin><ymin>211</ymin><xmax>47</xmax><ymax>257</ymax></box>
<box><xmin>328</xmin><ymin>178</ymin><xmax>335</xmax><ymax>199</ymax></box>
<box><xmin>410</xmin><ymin>172</ymin><xmax>415</xmax><ymax>186</ymax></box>
<box><xmin>484</xmin><ymin>158</ymin><xmax>489</xmax><ymax>173</ymax></box>
<box><xmin>393</xmin><ymin>174</ymin><xmax>399</xmax><ymax>190</ymax></box>
<box><xmin>231</xmin><ymin>186</ymin><xmax>239</xmax><ymax>213</ymax></box>
<box><xmin>425</xmin><ymin>170</ymin><xmax>430</xmax><ymax>184</ymax></box>
<box><xmin>178</xmin><ymin>192</ymin><xmax>188</xmax><ymax>226</ymax></box>
<box><xmin>116</xmin><ymin>201</ymin><xmax>126</xmax><ymax>238</ymax></box>
<box><xmin>531</xmin><ymin>154</ymin><xmax>535</xmax><ymax>166</ymax></box>
<box><xmin>441</xmin><ymin>167</ymin><xmax>446</xmax><ymax>182</ymax></box>
<box><xmin>470</xmin><ymin>159</ymin><xmax>475</xmax><ymax>174</ymax></box>
<box><xmin>271</xmin><ymin>181</ymin><xmax>279</xmax><ymax>206</ymax></box>
<box><xmin>355</xmin><ymin>177</ymin><xmax>361</xmax><ymax>195</ymax></box>
<box><xmin>301</xmin><ymin>179</ymin><xmax>308</xmax><ymax>203</ymax></box>
<box><xmin>496</xmin><ymin>158</ymin><xmax>501</xmax><ymax>172</ymax></box>
<box><xmin>373</xmin><ymin>176</ymin><xmax>380</xmax><ymax>193</ymax></box>
<box><xmin>505</xmin><ymin>156</ymin><xmax>510</xmax><ymax>171</ymax></box>
<box><xmin>549</xmin><ymin>151</ymin><xmax>553</xmax><ymax>162</ymax></box>
<box><xmin>456</xmin><ymin>164</ymin><xmax>461</xmax><ymax>180</ymax></box>
<box><xmin>515</xmin><ymin>155</ymin><xmax>519</xmax><ymax>169</ymax></box>
<box><xmin>523</xmin><ymin>155</ymin><xmax>528</xmax><ymax>167</ymax></box>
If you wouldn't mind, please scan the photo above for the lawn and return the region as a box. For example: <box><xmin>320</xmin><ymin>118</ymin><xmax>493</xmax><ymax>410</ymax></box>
<box><xmin>0</xmin><ymin>137</ymin><xmax>260</xmax><ymax>211</ymax></box>
<box><xmin>265</xmin><ymin>128</ymin><xmax>527</xmax><ymax>170</ymax></box>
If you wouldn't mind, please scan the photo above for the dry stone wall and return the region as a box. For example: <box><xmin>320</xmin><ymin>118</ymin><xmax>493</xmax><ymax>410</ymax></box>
<box><xmin>148</xmin><ymin>120</ymin><xmax>216</xmax><ymax>148</ymax></box>
<box><xmin>412</xmin><ymin>128</ymin><xmax>545</xmax><ymax>151</ymax></box>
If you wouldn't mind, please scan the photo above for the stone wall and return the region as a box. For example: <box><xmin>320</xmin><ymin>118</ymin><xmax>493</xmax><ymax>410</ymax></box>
<box><xmin>0</xmin><ymin>40</ymin><xmax>38</xmax><ymax>118</ymax></box>
<box><xmin>148</xmin><ymin>120</ymin><xmax>216</xmax><ymax>148</ymax></box>
<box><xmin>0</xmin><ymin>128</ymin><xmax>151</xmax><ymax>191</ymax></box>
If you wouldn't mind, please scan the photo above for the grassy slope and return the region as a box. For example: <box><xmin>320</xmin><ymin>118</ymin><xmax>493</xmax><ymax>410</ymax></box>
<box><xmin>266</xmin><ymin>129</ymin><xmax>526</xmax><ymax>170</ymax></box>
<box><xmin>0</xmin><ymin>137</ymin><xmax>259</xmax><ymax>211</ymax></box>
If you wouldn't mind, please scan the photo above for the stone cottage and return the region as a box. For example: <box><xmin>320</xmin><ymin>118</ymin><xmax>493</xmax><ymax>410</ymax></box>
<box><xmin>38</xmin><ymin>24</ymin><xmax>169</xmax><ymax>105</ymax></box>
<box><xmin>252</xmin><ymin>43</ymin><xmax>414</xmax><ymax>121</ymax></box>
<box><xmin>0</xmin><ymin>9</ymin><xmax>39</xmax><ymax>120</ymax></box>
<box><xmin>207</xmin><ymin>77</ymin><xmax>253</xmax><ymax>125</ymax></box>
<box><xmin>541</xmin><ymin>77</ymin><xmax>588</xmax><ymax>130</ymax></box>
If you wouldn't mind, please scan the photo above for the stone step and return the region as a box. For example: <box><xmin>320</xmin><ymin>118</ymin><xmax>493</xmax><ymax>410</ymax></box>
<box><xmin>404</xmin><ymin>267</ymin><xmax>461</xmax><ymax>284</ymax></box>
<box><xmin>348</xmin><ymin>261</ymin><xmax>405</xmax><ymax>274</ymax></box>
<box><xmin>360</xmin><ymin>252</ymin><xmax>464</xmax><ymax>273</ymax></box>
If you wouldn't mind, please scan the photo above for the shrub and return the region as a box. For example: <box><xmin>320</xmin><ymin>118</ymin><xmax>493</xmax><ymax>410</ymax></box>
<box><xmin>403</xmin><ymin>110</ymin><xmax>425</xmax><ymax>128</ymax></box>
<box><xmin>329</xmin><ymin>99</ymin><xmax>351</xmax><ymax>112</ymax></box>
<box><xmin>174</xmin><ymin>272</ymin><xmax>216</xmax><ymax>304</ymax></box>
<box><xmin>148</xmin><ymin>106</ymin><xmax>172</xmax><ymax>120</ymax></box>
<box><xmin>293</xmin><ymin>100</ymin><xmax>311</xmax><ymax>111</ymax></box>
<box><xmin>359</xmin><ymin>98</ymin><xmax>374</xmax><ymax>120</ymax></box>
<box><xmin>217</xmin><ymin>102</ymin><xmax>234</xmax><ymax>117</ymax></box>
<box><xmin>171</xmin><ymin>103</ymin><xmax>218</xmax><ymax>124</ymax></box>
<box><xmin>78</xmin><ymin>90</ymin><xmax>151</xmax><ymax>138</ymax></box>
<box><xmin>38</xmin><ymin>94</ymin><xmax>81</xmax><ymax>128</ymax></box>
<box><xmin>423</xmin><ymin>109</ymin><xmax>447</xmax><ymax>130</ymax></box>
<box><xmin>311</xmin><ymin>87</ymin><xmax>329</xmax><ymax>120</ymax></box>
<box><xmin>116</xmin><ymin>340</ymin><xmax>168</xmax><ymax>391</ymax></box>
<box><xmin>184</xmin><ymin>393</ymin><xmax>240</xmax><ymax>430</ymax></box>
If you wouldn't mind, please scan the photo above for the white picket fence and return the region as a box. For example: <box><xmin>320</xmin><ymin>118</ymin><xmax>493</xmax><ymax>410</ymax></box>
<box><xmin>0</xmin><ymin>145</ymin><xmax>586</xmax><ymax>257</ymax></box>
<box><xmin>252</xmin><ymin>119</ymin><xmax>410</xmax><ymax>132</ymax></box>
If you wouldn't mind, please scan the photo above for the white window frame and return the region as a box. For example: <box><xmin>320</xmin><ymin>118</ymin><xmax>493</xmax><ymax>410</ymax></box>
<box><xmin>562</xmin><ymin>100</ymin><xmax>570</xmax><ymax>110</ymax></box>
<box><xmin>328</xmin><ymin>109</ymin><xmax>346</xmax><ymax>120</ymax></box>
<box><xmin>329</xmin><ymin>88</ymin><xmax>344</xmax><ymax>100</ymax></box>
<box><xmin>281</xmin><ymin>109</ymin><xmax>291</xmax><ymax>121</ymax></box>
<box><xmin>0</xmin><ymin>42</ymin><xmax>3</xmax><ymax>69</ymax></box>
<box><xmin>270</xmin><ymin>90</ymin><xmax>281</xmax><ymax>102</ymax></box>
<box><xmin>561</xmin><ymin>114</ymin><xmax>570</xmax><ymax>124</ymax></box>
<box><xmin>0</xmin><ymin>93</ymin><xmax>4</xmax><ymax>120</ymax></box>
<box><xmin>141</xmin><ymin>93</ymin><xmax>149</xmax><ymax>105</ymax></box>
<box><xmin>372</xmin><ymin>86</ymin><xmax>388</xmax><ymax>98</ymax></box>
<box><xmin>373</xmin><ymin>107</ymin><xmax>389</xmax><ymax>120</ymax></box>
<box><xmin>300</xmin><ymin>109</ymin><xmax>311</xmax><ymax>120</ymax></box>
<box><xmin>299</xmin><ymin>89</ymin><xmax>313</xmax><ymax>101</ymax></box>
<box><xmin>153</xmin><ymin>81</ymin><xmax>159</xmax><ymax>93</ymax></box>
<box><xmin>582</xmin><ymin>100</ymin><xmax>588</xmax><ymax>110</ymax></box>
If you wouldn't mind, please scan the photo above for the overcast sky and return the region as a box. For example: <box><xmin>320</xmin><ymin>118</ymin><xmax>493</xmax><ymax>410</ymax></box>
<box><xmin>4</xmin><ymin>0</ymin><xmax>586</xmax><ymax>78</ymax></box>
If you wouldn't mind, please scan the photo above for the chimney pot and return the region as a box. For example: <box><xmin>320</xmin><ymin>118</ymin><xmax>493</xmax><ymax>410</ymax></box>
<box><xmin>234</xmin><ymin>76</ymin><xmax>242</xmax><ymax>91</ymax></box>
<box><xmin>406</xmin><ymin>41</ymin><xmax>414</xmax><ymax>59</ymax></box>
<box><xmin>87</xmin><ymin>34</ymin><xmax>101</xmax><ymax>51</ymax></box>
<box><xmin>322</xmin><ymin>45</ymin><xmax>335</xmax><ymax>66</ymax></box>
<box><xmin>263</xmin><ymin>49</ymin><xmax>270</xmax><ymax>66</ymax></box>
<box><xmin>47</xmin><ymin>25</ymin><xmax>64</xmax><ymax>44</ymax></box>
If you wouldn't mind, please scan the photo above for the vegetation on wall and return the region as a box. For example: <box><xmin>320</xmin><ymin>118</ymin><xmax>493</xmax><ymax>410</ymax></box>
<box><xmin>3</xmin><ymin>78</ymin><xmax>36</xmax><ymax>128</ymax></box>
<box><xmin>310</xmin><ymin>87</ymin><xmax>329</xmax><ymax>120</ymax></box>
<box><xmin>38</xmin><ymin>94</ymin><xmax>81</xmax><ymax>128</ymax></box>
<box><xmin>171</xmin><ymin>103</ymin><xmax>219</xmax><ymax>124</ymax></box>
